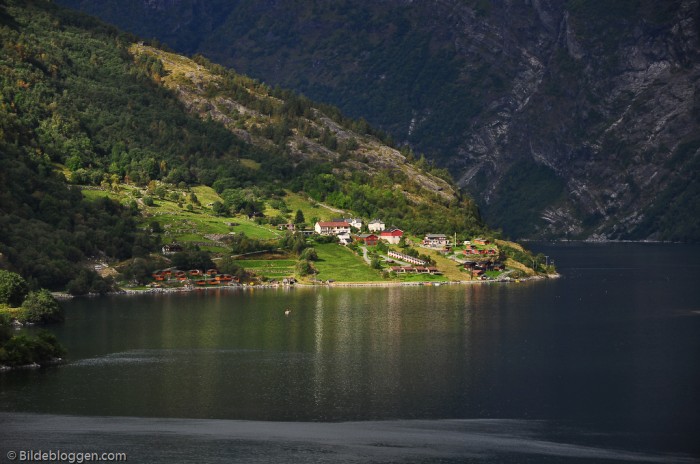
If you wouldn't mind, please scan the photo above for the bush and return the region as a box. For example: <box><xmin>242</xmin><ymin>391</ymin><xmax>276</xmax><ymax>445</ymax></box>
<box><xmin>300</xmin><ymin>247</ymin><xmax>318</xmax><ymax>261</ymax></box>
<box><xmin>313</xmin><ymin>235</ymin><xmax>337</xmax><ymax>244</ymax></box>
<box><xmin>0</xmin><ymin>332</ymin><xmax>66</xmax><ymax>367</ymax></box>
<box><xmin>296</xmin><ymin>260</ymin><xmax>314</xmax><ymax>276</ymax></box>
<box><xmin>171</xmin><ymin>250</ymin><xmax>214</xmax><ymax>270</ymax></box>
<box><xmin>66</xmin><ymin>269</ymin><xmax>111</xmax><ymax>295</ymax></box>
<box><xmin>123</xmin><ymin>257</ymin><xmax>153</xmax><ymax>284</ymax></box>
<box><xmin>22</xmin><ymin>289</ymin><xmax>64</xmax><ymax>324</ymax></box>
<box><xmin>212</xmin><ymin>201</ymin><xmax>227</xmax><ymax>216</ymax></box>
<box><xmin>217</xmin><ymin>257</ymin><xmax>248</xmax><ymax>280</ymax></box>
<box><xmin>0</xmin><ymin>270</ymin><xmax>30</xmax><ymax>307</ymax></box>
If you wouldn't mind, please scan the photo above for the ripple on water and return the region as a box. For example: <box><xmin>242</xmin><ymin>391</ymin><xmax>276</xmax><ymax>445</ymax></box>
<box><xmin>68</xmin><ymin>348</ymin><xmax>313</xmax><ymax>367</ymax></box>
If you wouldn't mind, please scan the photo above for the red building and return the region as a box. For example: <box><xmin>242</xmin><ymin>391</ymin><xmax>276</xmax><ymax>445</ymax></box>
<box><xmin>380</xmin><ymin>227</ymin><xmax>403</xmax><ymax>244</ymax></box>
<box><xmin>356</xmin><ymin>233</ymin><xmax>379</xmax><ymax>246</ymax></box>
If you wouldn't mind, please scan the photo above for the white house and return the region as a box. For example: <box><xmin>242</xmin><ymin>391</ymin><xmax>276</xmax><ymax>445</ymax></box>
<box><xmin>315</xmin><ymin>221</ymin><xmax>352</xmax><ymax>236</ymax></box>
<box><xmin>388</xmin><ymin>250</ymin><xmax>426</xmax><ymax>266</ymax></box>
<box><xmin>337</xmin><ymin>232</ymin><xmax>352</xmax><ymax>245</ymax></box>
<box><xmin>423</xmin><ymin>234</ymin><xmax>449</xmax><ymax>248</ymax></box>
<box><xmin>333</xmin><ymin>217</ymin><xmax>363</xmax><ymax>230</ymax></box>
<box><xmin>348</xmin><ymin>218</ymin><xmax>362</xmax><ymax>230</ymax></box>
<box><xmin>368</xmin><ymin>219</ymin><xmax>385</xmax><ymax>232</ymax></box>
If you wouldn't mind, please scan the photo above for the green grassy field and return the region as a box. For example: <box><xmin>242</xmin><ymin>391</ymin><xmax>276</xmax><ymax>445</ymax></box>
<box><xmin>312</xmin><ymin>243</ymin><xmax>384</xmax><ymax>282</ymax></box>
<box><xmin>0</xmin><ymin>304</ymin><xmax>23</xmax><ymax>320</ymax></box>
<box><xmin>264</xmin><ymin>191</ymin><xmax>343</xmax><ymax>224</ymax></box>
<box><xmin>236</xmin><ymin>259</ymin><xmax>296</xmax><ymax>279</ymax></box>
<box><xmin>81</xmin><ymin>188</ymin><xmax>123</xmax><ymax>202</ymax></box>
<box><xmin>82</xmin><ymin>184</ymin><xmax>280</xmax><ymax>253</ymax></box>
<box><xmin>78</xmin><ymin>184</ymin><xmax>505</xmax><ymax>284</ymax></box>
<box><xmin>392</xmin><ymin>272</ymin><xmax>449</xmax><ymax>282</ymax></box>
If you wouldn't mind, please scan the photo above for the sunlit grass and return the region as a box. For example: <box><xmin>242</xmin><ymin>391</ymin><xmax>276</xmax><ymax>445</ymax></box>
<box><xmin>312</xmin><ymin>243</ymin><xmax>383</xmax><ymax>282</ymax></box>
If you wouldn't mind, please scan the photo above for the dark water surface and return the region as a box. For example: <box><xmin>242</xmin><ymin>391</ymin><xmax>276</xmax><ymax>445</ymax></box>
<box><xmin>1</xmin><ymin>243</ymin><xmax>699</xmax><ymax>463</ymax></box>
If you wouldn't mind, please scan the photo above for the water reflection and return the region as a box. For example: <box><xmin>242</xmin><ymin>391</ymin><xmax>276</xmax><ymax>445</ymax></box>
<box><xmin>1</xmin><ymin>243</ymin><xmax>699</xmax><ymax>458</ymax></box>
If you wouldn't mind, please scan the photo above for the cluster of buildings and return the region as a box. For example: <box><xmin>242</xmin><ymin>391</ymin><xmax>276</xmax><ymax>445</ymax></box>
<box><xmin>422</xmin><ymin>234</ymin><xmax>450</xmax><ymax>248</ymax></box>
<box><xmin>150</xmin><ymin>268</ymin><xmax>238</xmax><ymax>287</ymax></box>
<box><xmin>464</xmin><ymin>260</ymin><xmax>505</xmax><ymax>278</ymax></box>
<box><xmin>313</xmin><ymin>218</ymin><xmax>404</xmax><ymax>245</ymax></box>
<box><xmin>388</xmin><ymin>265</ymin><xmax>441</xmax><ymax>275</ymax></box>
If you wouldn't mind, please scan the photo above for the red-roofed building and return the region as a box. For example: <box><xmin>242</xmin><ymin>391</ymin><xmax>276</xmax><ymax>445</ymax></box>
<box><xmin>314</xmin><ymin>221</ymin><xmax>351</xmax><ymax>236</ymax></box>
<box><xmin>380</xmin><ymin>227</ymin><xmax>403</xmax><ymax>244</ymax></box>
<box><xmin>356</xmin><ymin>233</ymin><xmax>379</xmax><ymax>246</ymax></box>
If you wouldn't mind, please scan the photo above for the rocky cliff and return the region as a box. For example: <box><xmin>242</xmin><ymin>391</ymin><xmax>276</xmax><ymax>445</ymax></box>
<box><xmin>57</xmin><ymin>0</ymin><xmax>700</xmax><ymax>240</ymax></box>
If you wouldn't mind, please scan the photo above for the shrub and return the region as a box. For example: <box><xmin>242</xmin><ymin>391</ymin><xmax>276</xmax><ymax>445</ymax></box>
<box><xmin>300</xmin><ymin>247</ymin><xmax>318</xmax><ymax>261</ymax></box>
<box><xmin>0</xmin><ymin>332</ymin><xmax>66</xmax><ymax>367</ymax></box>
<box><xmin>171</xmin><ymin>250</ymin><xmax>214</xmax><ymax>270</ymax></box>
<box><xmin>0</xmin><ymin>270</ymin><xmax>30</xmax><ymax>307</ymax></box>
<box><xmin>66</xmin><ymin>269</ymin><xmax>111</xmax><ymax>296</ymax></box>
<box><xmin>22</xmin><ymin>289</ymin><xmax>64</xmax><ymax>324</ymax></box>
<box><xmin>296</xmin><ymin>260</ymin><xmax>314</xmax><ymax>276</ymax></box>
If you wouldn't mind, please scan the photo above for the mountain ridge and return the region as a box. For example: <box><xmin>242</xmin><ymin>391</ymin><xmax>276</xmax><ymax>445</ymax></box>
<box><xmin>57</xmin><ymin>0</ymin><xmax>700</xmax><ymax>241</ymax></box>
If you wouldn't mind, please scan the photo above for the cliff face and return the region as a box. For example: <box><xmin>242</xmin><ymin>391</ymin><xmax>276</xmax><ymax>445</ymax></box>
<box><xmin>57</xmin><ymin>0</ymin><xmax>700</xmax><ymax>240</ymax></box>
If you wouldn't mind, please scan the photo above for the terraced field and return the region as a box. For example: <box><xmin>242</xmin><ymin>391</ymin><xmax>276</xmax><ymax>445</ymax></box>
<box><xmin>235</xmin><ymin>259</ymin><xmax>296</xmax><ymax>279</ymax></box>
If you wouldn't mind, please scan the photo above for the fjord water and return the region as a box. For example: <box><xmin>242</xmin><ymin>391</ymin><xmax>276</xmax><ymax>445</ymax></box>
<box><xmin>1</xmin><ymin>243</ymin><xmax>699</xmax><ymax>463</ymax></box>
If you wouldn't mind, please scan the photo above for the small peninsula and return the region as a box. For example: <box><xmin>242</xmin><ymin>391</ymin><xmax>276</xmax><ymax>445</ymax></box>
<box><xmin>0</xmin><ymin>1</ymin><xmax>552</xmax><ymax>301</ymax></box>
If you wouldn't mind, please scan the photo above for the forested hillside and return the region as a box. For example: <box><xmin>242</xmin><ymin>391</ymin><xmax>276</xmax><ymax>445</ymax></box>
<box><xmin>58</xmin><ymin>0</ymin><xmax>700</xmax><ymax>241</ymax></box>
<box><xmin>0</xmin><ymin>0</ymin><xmax>487</xmax><ymax>290</ymax></box>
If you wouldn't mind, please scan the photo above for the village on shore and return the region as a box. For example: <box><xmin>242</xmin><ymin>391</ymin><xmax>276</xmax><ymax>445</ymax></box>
<box><xmin>141</xmin><ymin>215</ymin><xmax>547</xmax><ymax>292</ymax></box>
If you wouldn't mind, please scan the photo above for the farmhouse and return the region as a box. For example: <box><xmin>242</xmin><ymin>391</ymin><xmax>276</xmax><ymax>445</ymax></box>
<box><xmin>368</xmin><ymin>219</ymin><xmax>386</xmax><ymax>232</ymax></box>
<box><xmin>355</xmin><ymin>233</ymin><xmax>379</xmax><ymax>246</ymax></box>
<box><xmin>473</xmin><ymin>238</ymin><xmax>490</xmax><ymax>245</ymax></box>
<box><xmin>332</xmin><ymin>218</ymin><xmax>363</xmax><ymax>230</ymax></box>
<box><xmin>348</xmin><ymin>218</ymin><xmax>363</xmax><ymax>230</ymax></box>
<box><xmin>314</xmin><ymin>221</ymin><xmax>351</xmax><ymax>236</ymax></box>
<box><xmin>387</xmin><ymin>250</ymin><xmax>426</xmax><ymax>266</ymax></box>
<box><xmin>380</xmin><ymin>227</ymin><xmax>403</xmax><ymax>244</ymax></box>
<box><xmin>423</xmin><ymin>234</ymin><xmax>449</xmax><ymax>248</ymax></box>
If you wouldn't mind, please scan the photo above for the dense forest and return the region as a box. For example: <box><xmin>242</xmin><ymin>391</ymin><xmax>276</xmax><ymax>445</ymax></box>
<box><xmin>0</xmin><ymin>0</ymin><xmax>488</xmax><ymax>291</ymax></box>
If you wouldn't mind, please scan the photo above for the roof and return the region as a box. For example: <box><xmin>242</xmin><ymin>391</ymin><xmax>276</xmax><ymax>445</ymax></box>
<box><xmin>381</xmin><ymin>229</ymin><xmax>403</xmax><ymax>235</ymax></box>
<box><xmin>425</xmin><ymin>234</ymin><xmax>447</xmax><ymax>239</ymax></box>
<box><xmin>357</xmin><ymin>233</ymin><xmax>378</xmax><ymax>239</ymax></box>
<box><xmin>369</xmin><ymin>219</ymin><xmax>384</xmax><ymax>224</ymax></box>
<box><xmin>317</xmin><ymin>221</ymin><xmax>350</xmax><ymax>227</ymax></box>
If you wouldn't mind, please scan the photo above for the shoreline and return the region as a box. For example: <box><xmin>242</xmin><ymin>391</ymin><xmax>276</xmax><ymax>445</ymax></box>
<box><xmin>521</xmin><ymin>238</ymin><xmax>687</xmax><ymax>244</ymax></box>
<box><xmin>0</xmin><ymin>357</ymin><xmax>65</xmax><ymax>373</ymax></box>
<box><xmin>51</xmin><ymin>273</ymin><xmax>560</xmax><ymax>298</ymax></box>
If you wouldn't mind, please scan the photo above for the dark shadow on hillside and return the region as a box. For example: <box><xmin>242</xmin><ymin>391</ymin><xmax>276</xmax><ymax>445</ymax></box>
<box><xmin>0</xmin><ymin>1</ymin><xmax>19</xmax><ymax>30</ymax></box>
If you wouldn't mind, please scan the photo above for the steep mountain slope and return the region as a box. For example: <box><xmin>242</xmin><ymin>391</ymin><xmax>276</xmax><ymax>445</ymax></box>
<box><xmin>0</xmin><ymin>0</ymin><xmax>487</xmax><ymax>289</ymax></box>
<box><xmin>57</xmin><ymin>0</ymin><xmax>700</xmax><ymax>240</ymax></box>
